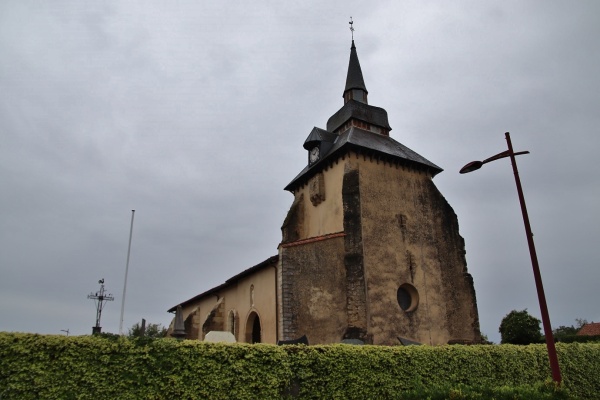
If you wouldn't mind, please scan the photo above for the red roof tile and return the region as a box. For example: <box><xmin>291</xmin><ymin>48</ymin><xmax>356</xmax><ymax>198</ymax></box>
<box><xmin>577</xmin><ymin>322</ymin><xmax>600</xmax><ymax>336</ymax></box>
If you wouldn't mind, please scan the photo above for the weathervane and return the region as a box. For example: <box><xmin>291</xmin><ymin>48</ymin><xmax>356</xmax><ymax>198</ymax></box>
<box><xmin>349</xmin><ymin>17</ymin><xmax>354</xmax><ymax>40</ymax></box>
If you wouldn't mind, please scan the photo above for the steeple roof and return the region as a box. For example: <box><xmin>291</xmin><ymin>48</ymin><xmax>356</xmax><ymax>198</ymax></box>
<box><xmin>333</xmin><ymin>40</ymin><xmax>389</xmax><ymax>135</ymax></box>
<box><xmin>344</xmin><ymin>40</ymin><xmax>368</xmax><ymax>96</ymax></box>
<box><xmin>284</xmin><ymin>38</ymin><xmax>443</xmax><ymax>193</ymax></box>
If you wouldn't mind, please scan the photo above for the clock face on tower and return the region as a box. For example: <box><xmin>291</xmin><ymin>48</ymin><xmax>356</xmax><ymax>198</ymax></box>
<box><xmin>309</xmin><ymin>146</ymin><xmax>320</xmax><ymax>164</ymax></box>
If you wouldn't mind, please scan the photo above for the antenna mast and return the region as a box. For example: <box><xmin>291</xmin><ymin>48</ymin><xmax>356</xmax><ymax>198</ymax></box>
<box><xmin>88</xmin><ymin>279</ymin><xmax>114</xmax><ymax>334</ymax></box>
<box><xmin>119</xmin><ymin>210</ymin><xmax>136</xmax><ymax>335</ymax></box>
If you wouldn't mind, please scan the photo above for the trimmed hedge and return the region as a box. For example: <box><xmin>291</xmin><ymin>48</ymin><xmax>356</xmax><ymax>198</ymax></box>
<box><xmin>555</xmin><ymin>334</ymin><xmax>600</xmax><ymax>344</ymax></box>
<box><xmin>0</xmin><ymin>333</ymin><xmax>598</xmax><ymax>399</ymax></box>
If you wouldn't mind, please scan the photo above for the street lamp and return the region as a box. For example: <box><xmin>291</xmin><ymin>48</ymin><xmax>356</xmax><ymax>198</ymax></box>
<box><xmin>460</xmin><ymin>132</ymin><xmax>561</xmax><ymax>384</ymax></box>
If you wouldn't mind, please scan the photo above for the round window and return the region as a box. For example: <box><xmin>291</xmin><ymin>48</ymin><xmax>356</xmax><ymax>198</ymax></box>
<box><xmin>397</xmin><ymin>283</ymin><xmax>419</xmax><ymax>312</ymax></box>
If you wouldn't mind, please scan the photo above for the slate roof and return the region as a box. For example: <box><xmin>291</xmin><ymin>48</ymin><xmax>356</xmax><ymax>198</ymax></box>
<box><xmin>577</xmin><ymin>322</ymin><xmax>600</xmax><ymax>336</ymax></box>
<box><xmin>285</xmin><ymin>126</ymin><xmax>443</xmax><ymax>191</ymax></box>
<box><xmin>303</xmin><ymin>127</ymin><xmax>337</xmax><ymax>150</ymax></box>
<box><xmin>344</xmin><ymin>40</ymin><xmax>368</xmax><ymax>94</ymax></box>
<box><xmin>326</xmin><ymin>99</ymin><xmax>391</xmax><ymax>133</ymax></box>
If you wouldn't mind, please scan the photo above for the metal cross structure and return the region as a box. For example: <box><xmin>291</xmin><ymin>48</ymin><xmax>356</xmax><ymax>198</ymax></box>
<box><xmin>88</xmin><ymin>279</ymin><xmax>114</xmax><ymax>334</ymax></box>
<box><xmin>349</xmin><ymin>17</ymin><xmax>354</xmax><ymax>40</ymax></box>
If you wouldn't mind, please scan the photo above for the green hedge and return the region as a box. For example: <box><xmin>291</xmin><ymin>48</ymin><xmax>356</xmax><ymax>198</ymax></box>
<box><xmin>555</xmin><ymin>334</ymin><xmax>600</xmax><ymax>344</ymax></box>
<box><xmin>1</xmin><ymin>333</ymin><xmax>599</xmax><ymax>399</ymax></box>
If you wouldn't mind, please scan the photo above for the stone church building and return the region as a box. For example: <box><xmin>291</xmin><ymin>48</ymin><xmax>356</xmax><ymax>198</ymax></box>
<box><xmin>168</xmin><ymin>39</ymin><xmax>481</xmax><ymax>346</ymax></box>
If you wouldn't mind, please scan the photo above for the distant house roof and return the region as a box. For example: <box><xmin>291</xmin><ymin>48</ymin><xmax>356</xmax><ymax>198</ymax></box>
<box><xmin>167</xmin><ymin>255</ymin><xmax>278</xmax><ymax>312</ymax></box>
<box><xmin>577</xmin><ymin>322</ymin><xmax>600</xmax><ymax>336</ymax></box>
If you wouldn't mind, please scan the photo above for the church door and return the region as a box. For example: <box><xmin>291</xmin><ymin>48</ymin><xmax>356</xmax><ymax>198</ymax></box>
<box><xmin>246</xmin><ymin>311</ymin><xmax>261</xmax><ymax>344</ymax></box>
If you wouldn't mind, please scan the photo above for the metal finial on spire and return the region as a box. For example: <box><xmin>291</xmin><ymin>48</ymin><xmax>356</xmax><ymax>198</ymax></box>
<box><xmin>349</xmin><ymin>17</ymin><xmax>354</xmax><ymax>40</ymax></box>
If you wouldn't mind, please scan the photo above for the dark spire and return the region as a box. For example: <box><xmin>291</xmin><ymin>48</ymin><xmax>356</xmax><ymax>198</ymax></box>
<box><xmin>344</xmin><ymin>40</ymin><xmax>368</xmax><ymax>104</ymax></box>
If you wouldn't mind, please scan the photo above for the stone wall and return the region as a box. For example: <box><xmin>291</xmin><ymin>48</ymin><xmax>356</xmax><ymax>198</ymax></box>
<box><xmin>279</xmin><ymin>151</ymin><xmax>480</xmax><ymax>346</ymax></box>
<box><xmin>279</xmin><ymin>235</ymin><xmax>347</xmax><ymax>343</ymax></box>
<box><xmin>357</xmin><ymin>155</ymin><xmax>481</xmax><ymax>345</ymax></box>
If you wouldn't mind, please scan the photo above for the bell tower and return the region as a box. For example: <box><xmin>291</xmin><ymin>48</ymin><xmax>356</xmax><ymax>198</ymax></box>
<box><xmin>277</xmin><ymin>36</ymin><xmax>481</xmax><ymax>345</ymax></box>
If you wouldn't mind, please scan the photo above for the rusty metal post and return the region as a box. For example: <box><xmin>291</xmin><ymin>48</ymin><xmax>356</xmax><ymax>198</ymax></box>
<box><xmin>505</xmin><ymin>132</ymin><xmax>561</xmax><ymax>383</ymax></box>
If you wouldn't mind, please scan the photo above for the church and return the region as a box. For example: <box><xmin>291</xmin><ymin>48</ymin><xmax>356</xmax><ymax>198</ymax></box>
<box><xmin>167</xmin><ymin>38</ymin><xmax>481</xmax><ymax>346</ymax></box>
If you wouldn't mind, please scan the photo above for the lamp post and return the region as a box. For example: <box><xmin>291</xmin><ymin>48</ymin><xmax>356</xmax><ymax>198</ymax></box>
<box><xmin>460</xmin><ymin>132</ymin><xmax>561</xmax><ymax>384</ymax></box>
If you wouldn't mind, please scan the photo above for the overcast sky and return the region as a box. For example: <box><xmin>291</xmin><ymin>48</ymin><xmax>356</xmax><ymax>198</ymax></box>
<box><xmin>1</xmin><ymin>1</ymin><xmax>599</xmax><ymax>343</ymax></box>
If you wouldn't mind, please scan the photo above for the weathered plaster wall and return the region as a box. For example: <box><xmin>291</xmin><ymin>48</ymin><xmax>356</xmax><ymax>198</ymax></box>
<box><xmin>283</xmin><ymin>161</ymin><xmax>346</xmax><ymax>241</ymax></box>
<box><xmin>237</xmin><ymin>268</ymin><xmax>278</xmax><ymax>344</ymax></box>
<box><xmin>171</xmin><ymin>266</ymin><xmax>277</xmax><ymax>343</ymax></box>
<box><xmin>357</xmin><ymin>156</ymin><xmax>481</xmax><ymax>345</ymax></box>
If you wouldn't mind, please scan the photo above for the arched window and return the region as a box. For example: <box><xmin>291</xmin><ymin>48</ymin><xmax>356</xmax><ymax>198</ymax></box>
<box><xmin>228</xmin><ymin>310</ymin><xmax>238</xmax><ymax>338</ymax></box>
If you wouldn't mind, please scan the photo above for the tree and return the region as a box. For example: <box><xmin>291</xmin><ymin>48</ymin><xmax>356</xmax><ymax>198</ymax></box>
<box><xmin>499</xmin><ymin>309</ymin><xmax>542</xmax><ymax>345</ymax></box>
<box><xmin>128</xmin><ymin>321</ymin><xmax>168</xmax><ymax>339</ymax></box>
<box><xmin>553</xmin><ymin>325</ymin><xmax>578</xmax><ymax>338</ymax></box>
<box><xmin>575</xmin><ymin>318</ymin><xmax>589</xmax><ymax>329</ymax></box>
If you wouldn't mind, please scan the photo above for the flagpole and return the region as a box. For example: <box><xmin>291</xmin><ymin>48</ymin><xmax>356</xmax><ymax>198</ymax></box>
<box><xmin>119</xmin><ymin>210</ymin><xmax>135</xmax><ymax>335</ymax></box>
